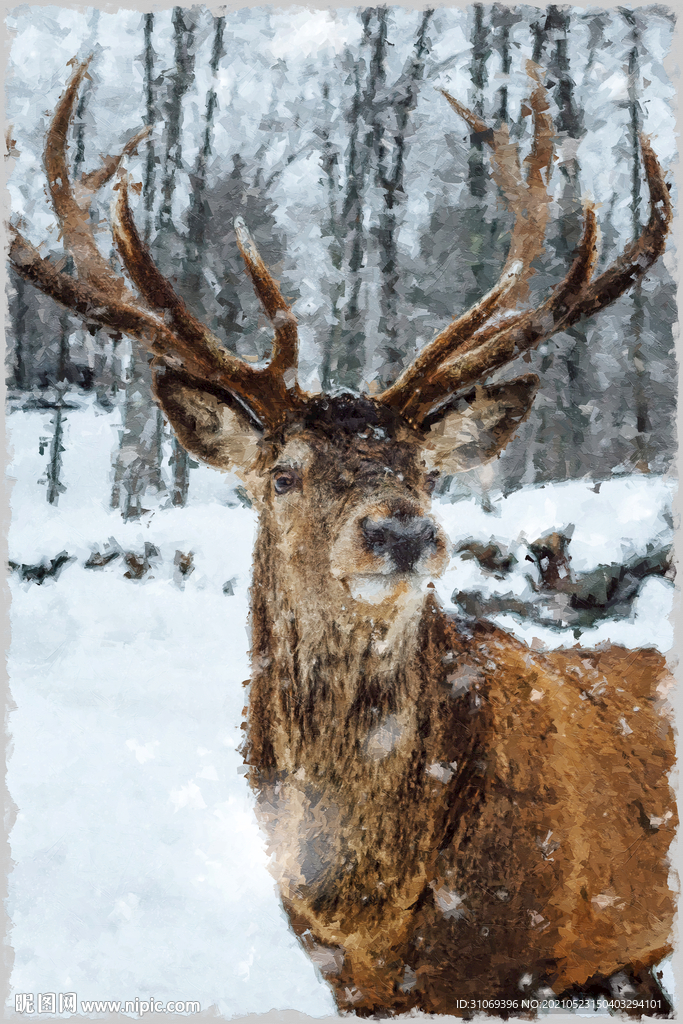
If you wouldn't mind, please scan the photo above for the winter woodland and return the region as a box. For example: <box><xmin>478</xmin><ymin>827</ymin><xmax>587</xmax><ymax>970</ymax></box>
<box><xmin>5</xmin><ymin>4</ymin><xmax>677</xmax><ymax>1016</ymax></box>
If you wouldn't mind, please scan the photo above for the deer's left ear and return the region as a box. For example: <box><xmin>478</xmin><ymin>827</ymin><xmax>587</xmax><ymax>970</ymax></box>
<box><xmin>421</xmin><ymin>374</ymin><xmax>539</xmax><ymax>473</ymax></box>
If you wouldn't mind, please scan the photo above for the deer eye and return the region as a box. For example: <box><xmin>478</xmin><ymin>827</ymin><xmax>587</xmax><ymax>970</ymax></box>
<box><xmin>425</xmin><ymin>471</ymin><xmax>440</xmax><ymax>495</ymax></box>
<box><xmin>273</xmin><ymin>469</ymin><xmax>299</xmax><ymax>495</ymax></box>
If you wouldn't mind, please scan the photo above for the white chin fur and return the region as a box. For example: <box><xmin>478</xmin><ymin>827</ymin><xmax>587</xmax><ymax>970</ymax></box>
<box><xmin>347</xmin><ymin>575</ymin><xmax>426</xmax><ymax>605</ymax></box>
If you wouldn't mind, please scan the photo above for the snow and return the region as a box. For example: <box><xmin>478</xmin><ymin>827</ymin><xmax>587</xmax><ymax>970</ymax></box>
<box><xmin>6</xmin><ymin>401</ymin><xmax>676</xmax><ymax>1016</ymax></box>
<box><xmin>437</xmin><ymin>475</ymin><xmax>675</xmax><ymax>573</ymax></box>
<box><xmin>433</xmin><ymin>475</ymin><xmax>675</xmax><ymax>652</ymax></box>
<box><xmin>484</xmin><ymin>576</ymin><xmax>674</xmax><ymax>653</ymax></box>
<box><xmin>7</xmin><ymin>401</ymin><xmax>336</xmax><ymax>1017</ymax></box>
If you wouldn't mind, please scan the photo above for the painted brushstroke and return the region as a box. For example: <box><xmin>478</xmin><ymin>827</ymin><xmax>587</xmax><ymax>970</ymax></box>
<box><xmin>5</xmin><ymin>5</ymin><xmax>677</xmax><ymax>1019</ymax></box>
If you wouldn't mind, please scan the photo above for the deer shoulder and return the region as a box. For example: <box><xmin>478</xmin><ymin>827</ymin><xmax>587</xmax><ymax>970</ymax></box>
<box><xmin>409</xmin><ymin>606</ymin><xmax>676</xmax><ymax>1001</ymax></box>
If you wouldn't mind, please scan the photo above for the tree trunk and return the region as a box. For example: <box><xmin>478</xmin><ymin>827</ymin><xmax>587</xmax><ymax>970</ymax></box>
<box><xmin>170</xmin><ymin>12</ymin><xmax>225</xmax><ymax>507</ymax></box>
<box><xmin>335</xmin><ymin>10</ymin><xmax>386</xmax><ymax>392</ymax></box>
<box><xmin>468</xmin><ymin>4</ymin><xmax>488</xmax><ymax>203</ymax></box>
<box><xmin>111</xmin><ymin>11</ymin><xmax>167</xmax><ymax>518</ymax></box>
<box><xmin>158</xmin><ymin>8</ymin><xmax>196</xmax><ymax>233</ymax></box>
<box><xmin>320</xmin><ymin>80</ymin><xmax>344</xmax><ymax>392</ymax></box>
<box><xmin>142</xmin><ymin>12</ymin><xmax>158</xmax><ymax>243</ymax></box>
<box><xmin>623</xmin><ymin>9</ymin><xmax>650</xmax><ymax>473</ymax></box>
<box><xmin>374</xmin><ymin>10</ymin><xmax>433</xmax><ymax>389</ymax></box>
<box><xmin>463</xmin><ymin>4</ymin><xmax>498</xmax><ymax>508</ymax></box>
<box><xmin>492</xmin><ymin>4</ymin><xmax>519</xmax><ymax>123</ymax></box>
<box><xmin>528</xmin><ymin>8</ymin><xmax>588</xmax><ymax>485</ymax></box>
<box><xmin>164</xmin><ymin>7</ymin><xmax>197</xmax><ymax>506</ymax></box>
<box><xmin>45</xmin><ymin>307</ymin><xmax>70</xmax><ymax>505</ymax></box>
<box><xmin>550</xmin><ymin>6</ymin><xmax>588</xmax><ymax>482</ymax></box>
<box><xmin>8</xmin><ymin>270</ymin><xmax>28</xmax><ymax>391</ymax></box>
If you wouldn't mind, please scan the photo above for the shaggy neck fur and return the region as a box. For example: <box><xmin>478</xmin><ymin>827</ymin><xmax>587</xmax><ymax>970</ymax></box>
<box><xmin>246</xmin><ymin>516</ymin><xmax>431</xmax><ymax>778</ymax></box>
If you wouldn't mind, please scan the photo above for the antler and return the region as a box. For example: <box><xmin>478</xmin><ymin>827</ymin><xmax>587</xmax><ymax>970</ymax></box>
<box><xmin>378</xmin><ymin>69</ymin><xmax>553</xmax><ymax>420</ymax></box>
<box><xmin>8</xmin><ymin>57</ymin><xmax>303</xmax><ymax>430</ymax></box>
<box><xmin>377</xmin><ymin>84</ymin><xmax>671</xmax><ymax>428</ymax></box>
<box><xmin>8</xmin><ymin>58</ymin><xmax>671</xmax><ymax>438</ymax></box>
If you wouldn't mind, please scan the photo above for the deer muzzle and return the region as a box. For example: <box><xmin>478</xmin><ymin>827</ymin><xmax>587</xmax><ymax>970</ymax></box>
<box><xmin>361</xmin><ymin>515</ymin><xmax>438</xmax><ymax>573</ymax></box>
<box><xmin>329</xmin><ymin>499</ymin><xmax>450</xmax><ymax>598</ymax></box>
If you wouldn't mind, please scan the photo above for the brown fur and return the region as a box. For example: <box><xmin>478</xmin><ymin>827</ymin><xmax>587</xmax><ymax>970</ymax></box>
<box><xmin>11</xmin><ymin>62</ymin><xmax>675</xmax><ymax>1017</ymax></box>
<box><xmin>156</xmin><ymin>381</ymin><xmax>675</xmax><ymax>1015</ymax></box>
<box><xmin>247</xmin><ymin>581</ymin><xmax>675</xmax><ymax>1014</ymax></box>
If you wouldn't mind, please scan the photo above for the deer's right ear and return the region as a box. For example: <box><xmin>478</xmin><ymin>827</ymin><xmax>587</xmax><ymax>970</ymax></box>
<box><xmin>153</xmin><ymin>366</ymin><xmax>262</xmax><ymax>472</ymax></box>
<box><xmin>421</xmin><ymin>374</ymin><xmax>539</xmax><ymax>473</ymax></box>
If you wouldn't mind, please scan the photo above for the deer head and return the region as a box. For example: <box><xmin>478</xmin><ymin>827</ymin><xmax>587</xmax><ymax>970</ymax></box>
<box><xmin>9</xmin><ymin>57</ymin><xmax>671</xmax><ymax>626</ymax></box>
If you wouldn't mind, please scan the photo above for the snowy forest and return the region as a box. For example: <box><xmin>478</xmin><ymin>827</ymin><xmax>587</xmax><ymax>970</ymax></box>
<box><xmin>5</xmin><ymin>4</ymin><xmax>677</xmax><ymax>1017</ymax></box>
<box><xmin>6</xmin><ymin>4</ymin><xmax>677</xmax><ymax>511</ymax></box>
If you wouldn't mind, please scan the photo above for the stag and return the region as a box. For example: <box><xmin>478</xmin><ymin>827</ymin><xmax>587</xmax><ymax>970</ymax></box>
<box><xmin>9</xmin><ymin>59</ymin><xmax>675</xmax><ymax>1017</ymax></box>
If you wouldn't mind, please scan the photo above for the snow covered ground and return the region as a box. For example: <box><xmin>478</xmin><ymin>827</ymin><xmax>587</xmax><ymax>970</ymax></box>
<box><xmin>6</xmin><ymin>399</ymin><xmax>676</xmax><ymax>1017</ymax></box>
<box><xmin>434</xmin><ymin>474</ymin><xmax>675</xmax><ymax>652</ymax></box>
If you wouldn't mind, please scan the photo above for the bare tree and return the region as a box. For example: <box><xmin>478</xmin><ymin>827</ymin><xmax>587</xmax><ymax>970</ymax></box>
<box><xmin>110</xmin><ymin>12</ymin><xmax>167</xmax><ymax>518</ymax></box>
<box><xmin>169</xmin><ymin>13</ymin><xmax>226</xmax><ymax>506</ymax></box>
<box><xmin>319</xmin><ymin>80</ymin><xmax>344</xmax><ymax>392</ymax></box>
<box><xmin>335</xmin><ymin>37</ymin><xmax>372</xmax><ymax>390</ymax></box>
<box><xmin>622</xmin><ymin>8</ymin><xmax>650</xmax><ymax>472</ymax></box>
<box><xmin>374</xmin><ymin>10</ymin><xmax>433</xmax><ymax>388</ymax></box>
<box><xmin>492</xmin><ymin>4</ymin><xmax>520</xmax><ymax>123</ymax></box>
<box><xmin>521</xmin><ymin>7</ymin><xmax>588</xmax><ymax>484</ymax></box>
<box><xmin>7</xmin><ymin>271</ymin><xmax>28</xmax><ymax>391</ymax></box>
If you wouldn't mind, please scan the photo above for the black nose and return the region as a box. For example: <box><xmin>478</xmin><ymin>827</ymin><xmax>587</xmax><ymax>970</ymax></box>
<box><xmin>361</xmin><ymin>515</ymin><xmax>437</xmax><ymax>573</ymax></box>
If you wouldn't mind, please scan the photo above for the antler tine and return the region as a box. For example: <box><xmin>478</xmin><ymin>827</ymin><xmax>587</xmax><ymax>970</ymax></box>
<box><xmin>8</xmin><ymin>225</ymin><xmax>259</xmax><ymax>390</ymax></box>
<box><xmin>448</xmin><ymin>201</ymin><xmax>600</xmax><ymax>363</ymax></box>
<box><xmin>234</xmin><ymin>217</ymin><xmax>300</xmax><ymax>379</ymax></box>
<box><xmin>498</xmin><ymin>71</ymin><xmax>554</xmax><ymax>303</ymax></box>
<box><xmin>10</xmin><ymin>57</ymin><xmax>304</xmax><ymax>431</ymax></box>
<box><xmin>44</xmin><ymin>56</ymin><xmax>133</xmax><ymax>299</ymax></box>
<box><xmin>403</xmin><ymin>205</ymin><xmax>599</xmax><ymax>420</ymax></box>
<box><xmin>111</xmin><ymin>173</ymin><xmax>244</xmax><ymax>373</ymax></box>
<box><xmin>568</xmin><ymin>134</ymin><xmax>670</xmax><ymax>321</ymax></box>
<box><xmin>9</xmin><ymin>220</ymin><xmax>293</xmax><ymax>426</ymax></box>
<box><xmin>111</xmin><ymin>173</ymin><xmax>303</xmax><ymax>416</ymax></box>
<box><xmin>80</xmin><ymin>124</ymin><xmax>151</xmax><ymax>195</ymax></box>
<box><xmin>378</xmin><ymin>72</ymin><xmax>553</xmax><ymax>420</ymax></box>
<box><xmin>405</xmin><ymin>134</ymin><xmax>670</xmax><ymax>425</ymax></box>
